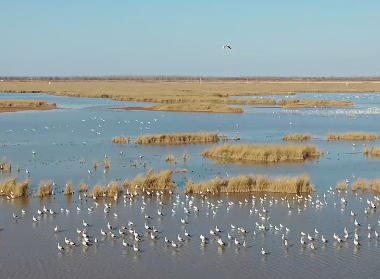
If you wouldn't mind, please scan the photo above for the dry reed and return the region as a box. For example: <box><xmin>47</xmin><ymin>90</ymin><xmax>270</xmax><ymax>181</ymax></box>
<box><xmin>165</xmin><ymin>154</ymin><xmax>177</xmax><ymax>163</ymax></box>
<box><xmin>123</xmin><ymin>169</ymin><xmax>175</xmax><ymax>191</ymax></box>
<box><xmin>183</xmin><ymin>152</ymin><xmax>189</xmax><ymax>161</ymax></box>
<box><xmin>79</xmin><ymin>182</ymin><xmax>88</xmax><ymax>192</ymax></box>
<box><xmin>0</xmin><ymin>99</ymin><xmax>56</xmax><ymax>108</ymax></box>
<box><xmin>104</xmin><ymin>158</ymin><xmax>110</xmax><ymax>169</ymax></box>
<box><xmin>144</xmin><ymin>103</ymin><xmax>244</xmax><ymax>113</ymax></box>
<box><xmin>282</xmin><ymin>134</ymin><xmax>312</xmax><ymax>141</ymax></box>
<box><xmin>201</xmin><ymin>143</ymin><xmax>321</xmax><ymax>163</ymax></box>
<box><xmin>327</xmin><ymin>133</ymin><xmax>378</xmax><ymax>141</ymax></box>
<box><xmin>351</xmin><ymin>178</ymin><xmax>380</xmax><ymax>192</ymax></box>
<box><xmin>0</xmin><ymin>177</ymin><xmax>30</xmax><ymax>197</ymax></box>
<box><xmin>90</xmin><ymin>181</ymin><xmax>123</xmax><ymax>198</ymax></box>
<box><xmin>277</xmin><ymin>99</ymin><xmax>354</xmax><ymax>108</ymax></box>
<box><xmin>92</xmin><ymin>184</ymin><xmax>106</xmax><ymax>197</ymax></box>
<box><xmin>363</xmin><ymin>146</ymin><xmax>380</xmax><ymax>157</ymax></box>
<box><xmin>111</xmin><ymin>136</ymin><xmax>131</xmax><ymax>144</ymax></box>
<box><xmin>136</xmin><ymin>132</ymin><xmax>220</xmax><ymax>145</ymax></box>
<box><xmin>36</xmin><ymin>180</ymin><xmax>53</xmax><ymax>197</ymax></box>
<box><xmin>64</xmin><ymin>181</ymin><xmax>74</xmax><ymax>195</ymax></box>
<box><xmin>185</xmin><ymin>174</ymin><xmax>314</xmax><ymax>194</ymax></box>
<box><xmin>94</xmin><ymin>161</ymin><xmax>98</xmax><ymax>170</ymax></box>
<box><xmin>336</xmin><ymin>181</ymin><xmax>347</xmax><ymax>190</ymax></box>
<box><xmin>0</xmin><ymin>158</ymin><xmax>11</xmax><ymax>173</ymax></box>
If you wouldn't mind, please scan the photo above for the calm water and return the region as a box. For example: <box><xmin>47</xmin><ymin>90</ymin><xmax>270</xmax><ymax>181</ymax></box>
<box><xmin>1</xmin><ymin>92</ymin><xmax>380</xmax><ymax>279</ymax></box>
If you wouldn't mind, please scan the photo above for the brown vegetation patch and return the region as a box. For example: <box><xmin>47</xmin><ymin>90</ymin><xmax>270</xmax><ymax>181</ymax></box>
<box><xmin>111</xmin><ymin>136</ymin><xmax>131</xmax><ymax>144</ymax></box>
<box><xmin>201</xmin><ymin>143</ymin><xmax>321</xmax><ymax>163</ymax></box>
<box><xmin>336</xmin><ymin>181</ymin><xmax>347</xmax><ymax>190</ymax></box>
<box><xmin>352</xmin><ymin>178</ymin><xmax>380</xmax><ymax>192</ymax></box>
<box><xmin>0</xmin><ymin>99</ymin><xmax>56</xmax><ymax>113</ymax></box>
<box><xmin>123</xmin><ymin>169</ymin><xmax>175</xmax><ymax>191</ymax></box>
<box><xmin>185</xmin><ymin>174</ymin><xmax>314</xmax><ymax>194</ymax></box>
<box><xmin>277</xmin><ymin>99</ymin><xmax>354</xmax><ymax>108</ymax></box>
<box><xmin>283</xmin><ymin>133</ymin><xmax>312</xmax><ymax>141</ymax></box>
<box><xmin>364</xmin><ymin>146</ymin><xmax>380</xmax><ymax>157</ymax></box>
<box><xmin>0</xmin><ymin>177</ymin><xmax>30</xmax><ymax>197</ymax></box>
<box><xmin>327</xmin><ymin>133</ymin><xmax>378</xmax><ymax>141</ymax></box>
<box><xmin>136</xmin><ymin>132</ymin><xmax>221</xmax><ymax>145</ymax></box>
<box><xmin>79</xmin><ymin>182</ymin><xmax>88</xmax><ymax>192</ymax></box>
<box><xmin>36</xmin><ymin>180</ymin><xmax>53</xmax><ymax>197</ymax></box>
<box><xmin>64</xmin><ymin>181</ymin><xmax>74</xmax><ymax>195</ymax></box>
<box><xmin>143</xmin><ymin>103</ymin><xmax>244</xmax><ymax>113</ymax></box>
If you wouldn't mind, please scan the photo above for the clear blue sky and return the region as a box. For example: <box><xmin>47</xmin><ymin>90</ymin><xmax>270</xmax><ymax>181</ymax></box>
<box><xmin>1</xmin><ymin>0</ymin><xmax>379</xmax><ymax>77</ymax></box>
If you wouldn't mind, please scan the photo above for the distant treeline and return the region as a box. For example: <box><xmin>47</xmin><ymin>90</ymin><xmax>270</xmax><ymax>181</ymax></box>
<box><xmin>1</xmin><ymin>76</ymin><xmax>380</xmax><ymax>82</ymax></box>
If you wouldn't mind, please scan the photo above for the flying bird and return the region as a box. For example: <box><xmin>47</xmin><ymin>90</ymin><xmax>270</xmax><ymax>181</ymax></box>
<box><xmin>223</xmin><ymin>45</ymin><xmax>231</xmax><ymax>49</ymax></box>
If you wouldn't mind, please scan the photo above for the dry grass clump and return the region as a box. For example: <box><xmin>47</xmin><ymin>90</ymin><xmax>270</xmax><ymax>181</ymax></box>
<box><xmin>79</xmin><ymin>182</ymin><xmax>88</xmax><ymax>192</ymax></box>
<box><xmin>165</xmin><ymin>154</ymin><xmax>177</xmax><ymax>163</ymax></box>
<box><xmin>145</xmin><ymin>103</ymin><xmax>244</xmax><ymax>113</ymax></box>
<box><xmin>111</xmin><ymin>136</ymin><xmax>131</xmax><ymax>144</ymax></box>
<box><xmin>104</xmin><ymin>158</ymin><xmax>110</xmax><ymax>169</ymax></box>
<box><xmin>36</xmin><ymin>180</ymin><xmax>53</xmax><ymax>197</ymax></box>
<box><xmin>136</xmin><ymin>132</ymin><xmax>220</xmax><ymax>145</ymax></box>
<box><xmin>336</xmin><ymin>181</ymin><xmax>347</xmax><ymax>190</ymax></box>
<box><xmin>94</xmin><ymin>161</ymin><xmax>98</xmax><ymax>170</ymax></box>
<box><xmin>106</xmin><ymin>180</ymin><xmax>123</xmax><ymax>197</ymax></box>
<box><xmin>0</xmin><ymin>158</ymin><xmax>12</xmax><ymax>173</ymax></box>
<box><xmin>0</xmin><ymin>177</ymin><xmax>30</xmax><ymax>197</ymax></box>
<box><xmin>124</xmin><ymin>169</ymin><xmax>175</xmax><ymax>191</ymax></box>
<box><xmin>283</xmin><ymin>134</ymin><xmax>312</xmax><ymax>141</ymax></box>
<box><xmin>327</xmin><ymin>133</ymin><xmax>378</xmax><ymax>141</ymax></box>
<box><xmin>64</xmin><ymin>181</ymin><xmax>74</xmax><ymax>195</ymax></box>
<box><xmin>183</xmin><ymin>153</ymin><xmax>189</xmax><ymax>161</ymax></box>
<box><xmin>185</xmin><ymin>174</ymin><xmax>314</xmax><ymax>194</ymax></box>
<box><xmin>201</xmin><ymin>143</ymin><xmax>321</xmax><ymax>163</ymax></box>
<box><xmin>91</xmin><ymin>184</ymin><xmax>106</xmax><ymax>198</ymax></box>
<box><xmin>175</xmin><ymin>169</ymin><xmax>188</xmax><ymax>173</ymax></box>
<box><xmin>363</xmin><ymin>146</ymin><xmax>380</xmax><ymax>157</ymax></box>
<box><xmin>351</xmin><ymin>178</ymin><xmax>380</xmax><ymax>192</ymax></box>
<box><xmin>277</xmin><ymin>99</ymin><xmax>354</xmax><ymax>108</ymax></box>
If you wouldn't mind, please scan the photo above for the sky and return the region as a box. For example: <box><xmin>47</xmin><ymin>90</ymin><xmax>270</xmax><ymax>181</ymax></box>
<box><xmin>1</xmin><ymin>0</ymin><xmax>379</xmax><ymax>77</ymax></box>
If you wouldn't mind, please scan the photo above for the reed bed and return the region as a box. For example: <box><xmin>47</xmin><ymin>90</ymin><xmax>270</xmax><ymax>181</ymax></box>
<box><xmin>185</xmin><ymin>174</ymin><xmax>314</xmax><ymax>194</ymax></box>
<box><xmin>104</xmin><ymin>158</ymin><xmax>110</xmax><ymax>169</ymax></box>
<box><xmin>123</xmin><ymin>169</ymin><xmax>175</xmax><ymax>191</ymax></box>
<box><xmin>144</xmin><ymin>103</ymin><xmax>244</xmax><ymax>113</ymax></box>
<box><xmin>282</xmin><ymin>133</ymin><xmax>312</xmax><ymax>141</ymax></box>
<box><xmin>64</xmin><ymin>181</ymin><xmax>74</xmax><ymax>195</ymax></box>
<box><xmin>277</xmin><ymin>99</ymin><xmax>354</xmax><ymax>108</ymax></box>
<box><xmin>111</xmin><ymin>136</ymin><xmax>131</xmax><ymax>144</ymax></box>
<box><xmin>91</xmin><ymin>184</ymin><xmax>106</xmax><ymax>198</ymax></box>
<box><xmin>327</xmin><ymin>133</ymin><xmax>378</xmax><ymax>141</ymax></box>
<box><xmin>363</xmin><ymin>146</ymin><xmax>380</xmax><ymax>156</ymax></box>
<box><xmin>0</xmin><ymin>99</ymin><xmax>56</xmax><ymax>108</ymax></box>
<box><xmin>91</xmin><ymin>181</ymin><xmax>123</xmax><ymax>198</ymax></box>
<box><xmin>36</xmin><ymin>180</ymin><xmax>53</xmax><ymax>197</ymax></box>
<box><xmin>0</xmin><ymin>177</ymin><xmax>30</xmax><ymax>197</ymax></box>
<box><xmin>201</xmin><ymin>143</ymin><xmax>321</xmax><ymax>163</ymax></box>
<box><xmin>351</xmin><ymin>178</ymin><xmax>380</xmax><ymax>192</ymax></box>
<box><xmin>79</xmin><ymin>182</ymin><xmax>88</xmax><ymax>192</ymax></box>
<box><xmin>136</xmin><ymin>132</ymin><xmax>220</xmax><ymax>145</ymax></box>
<box><xmin>336</xmin><ymin>181</ymin><xmax>347</xmax><ymax>190</ymax></box>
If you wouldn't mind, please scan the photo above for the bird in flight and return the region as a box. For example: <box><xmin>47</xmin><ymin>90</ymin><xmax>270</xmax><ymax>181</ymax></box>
<box><xmin>223</xmin><ymin>45</ymin><xmax>231</xmax><ymax>49</ymax></box>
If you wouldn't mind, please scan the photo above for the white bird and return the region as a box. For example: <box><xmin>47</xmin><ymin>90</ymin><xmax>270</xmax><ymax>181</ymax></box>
<box><xmin>57</xmin><ymin>243</ymin><xmax>64</xmax><ymax>251</ymax></box>
<box><xmin>32</xmin><ymin>215</ymin><xmax>38</xmax><ymax>222</ymax></box>
<box><xmin>54</xmin><ymin>225</ymin><xmax>58</xmax><ymax>232</ymax></box>
<box><xmin>261</xmin><ymin>247</ymin><xmax>266</xmax><ymax>255</ymax></box>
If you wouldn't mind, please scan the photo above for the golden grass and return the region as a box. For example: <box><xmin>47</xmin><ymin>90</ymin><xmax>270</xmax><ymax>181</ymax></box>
<box><xmin>111</xmin><ymin>136</ymin><xmax>131</xmax><ymax>144</ymax></box>
<box><xmin>136</xmin><ymin>132</ymin><xmax>220</xmax><ymax>145</ymax></box>
<box><xmin>364</xmin><ymin>146</ymin><xmax>380</xmax><ymax>156</ymax></box>
<box><xmin>91</xmin><ymin>184</ymin><xmax>106</xmax><ymax>198</ymax></box>
<box><xmin>201</xmin><ymin>143</ymin><xmax>321</xmax><ymax>163</ymax></box>
<box><xmin>104</xmin><ymin>158</ymin><xmax>110</xmax><ymax>169</ymax></box>
<box><xmin>79</xmin><ymin>182</ymin><xmax>88</xmax><ymax>192</ymax></box>
<box><xmin>0</xmin><ymin>177</ymin><xmax>30</xmax><ymax>197</ymax></box>
<box><xmin>0</xmin><ymin>158</ymin><xmax>11</xmax><ymax>173</ymax></box>
<box><xmin>336</xmin><ymin>181</ymin><xmax>347</xmax><ymax>190</ymax></box>
<box><xmin>94</xmin><ymin>161</ymin><xmax>98</xmax><ymax>170</ymax></box>
<box><xmin>283</xmin><ymin>133</ymin><xmax>312</xmax><ymax>141</ymax></box>
<box><xmin>123</xmin><ymin>169</ymin><xmax>175</xmax><ymax>191</ymax></box>
<box><xmin>277</xmin><ymin>99</ymin><xmax>354</xmax><ymax>108</ymax></box>
<box><xmin>351</xmin><ymin>179</ymin><xmax>380</xmax><ymax>192</ymax></box>
<box><xmin>143</xmin><ymin>103</ymin><xmax>244</xmax><ymax>113</ymax></box>
<box><xmin>327</xmin><ymin>133</ymin><xmax>378</xmax><ymax>141</ymax></box>
<box><xmin>64</xmin><ymin>181</ymin><xmax>74</xmax><ymax>195</ymax></box>
<box><xmin>185</xmin><ymin>174</ymin><xmax>314</xmax><ymax>194</ymax></box>
<box><xmin>165</xmin><ymin>154</ymin><xmax>177</xmax><ymax>163</ymax></box>
<box><xmin>90</xmin><ymin>181</ymin><xmax>123</xmax><ymax>198</ymax></box>
<box><xmin>36</xmin><ymin>180</ymin><xmax>53</xmax><ymax>197</ymax></box>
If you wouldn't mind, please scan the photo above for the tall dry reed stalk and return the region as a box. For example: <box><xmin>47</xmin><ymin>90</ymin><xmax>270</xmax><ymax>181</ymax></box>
<box><xmin>79</xmin><ymin>182</ymin><xmax>88</xmax><ymax>192</ymax></box>
<box><xmin>64</xmin><ymin>181</ymin><xmax>74</xmax><ymax>195</ymax></box>
<box><xmin>104</xmin><ymin>158</ymin><xmax>110</xmax><ymax>169</ymax></box>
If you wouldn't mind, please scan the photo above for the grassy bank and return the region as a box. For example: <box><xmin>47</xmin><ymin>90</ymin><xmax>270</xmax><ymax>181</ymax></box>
<box><xmin>282</xmin><ymin>134</ymin><xmax>312</xmax><ymax>141</ymax></box>
<box><xmin>277</xmin><ymin>99</ymin><xmax>354</xmax><ymax>108</ymax></box>
<box><xmin>0</xmin><ymin>99</ymin><xmax>56</xmax><ymax>113</ymax></box>
<box><xmin>136</xmin><ymin>132</ymin><xmax>221</xmax><ymax>145</ymax></box>
<box><xmin>185</xmin><ymin>174</ymin><xmax>314</xmax><ymax>194</ymax></box>
<box><xmin>327</xmin><ymin>133</ymin><xmax>378</xmax><ymax>140</ymax></box>
<box><xmin>201</xmin><ymin>143</ymin><xmax>321</xmax><ymax>163</ymax></box>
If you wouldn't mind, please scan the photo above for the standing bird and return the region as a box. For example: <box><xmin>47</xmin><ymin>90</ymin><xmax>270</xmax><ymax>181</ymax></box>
<box><xmin>223</xmin><ymin>45</ymin><xmax>232</xmax><ymax>50</ymax></box>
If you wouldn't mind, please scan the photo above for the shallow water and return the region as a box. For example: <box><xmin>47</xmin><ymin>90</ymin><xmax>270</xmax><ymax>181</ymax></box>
<box><xmin>1</xmin><ymin>92</ymin><xmax>380</xmax><ymax>279</ymax></box>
